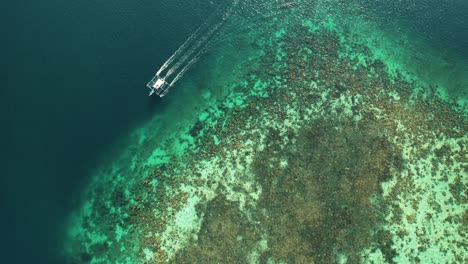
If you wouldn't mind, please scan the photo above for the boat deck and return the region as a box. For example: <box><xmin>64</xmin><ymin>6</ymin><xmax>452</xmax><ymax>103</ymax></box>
<box><xmin>147</xmin><ymin>75</ymin><xmax>170</xmax><ymax>97</ymax></box>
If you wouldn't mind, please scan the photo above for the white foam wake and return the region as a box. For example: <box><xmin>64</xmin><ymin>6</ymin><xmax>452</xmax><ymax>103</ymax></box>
<box><xmin>147</xmin><ymin>1</ymin><xmax>238</xmax><ymax>96</ymax></box>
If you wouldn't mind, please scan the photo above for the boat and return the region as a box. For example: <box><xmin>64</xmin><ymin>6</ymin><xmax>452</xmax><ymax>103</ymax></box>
<box><xmin>147</xmin><ymin>75</ymin><xmax>170</xmax><ymax>97</ymax></box>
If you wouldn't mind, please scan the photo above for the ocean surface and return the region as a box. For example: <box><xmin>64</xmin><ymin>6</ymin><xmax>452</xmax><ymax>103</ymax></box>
<box><xmin>4</xmin><ymin>0</ymin><xmax>215</xmax><ymax>263</ymax></box>
<box><xmin>3</xmin><ymin>0</ymin><xmax>467</xmax><ymax>263</ymax></box>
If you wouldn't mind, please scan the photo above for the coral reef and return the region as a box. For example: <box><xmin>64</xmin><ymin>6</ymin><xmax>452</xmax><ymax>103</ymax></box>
<box><xmin>63</xmin><ymin>1</ymin><xmax>467</xmax><ymax>263</ymax></box>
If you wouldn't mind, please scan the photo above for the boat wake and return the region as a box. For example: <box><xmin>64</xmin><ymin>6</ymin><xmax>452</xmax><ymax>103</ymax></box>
<box><xmin>147</xmin><ymin>0</ymin><xmax>298</xmax><ymax>97</ymax></box>
<box><xmin>147</xmin><ymin>5</ymin><xmax>232</xmax><ymax>97</ymax></box>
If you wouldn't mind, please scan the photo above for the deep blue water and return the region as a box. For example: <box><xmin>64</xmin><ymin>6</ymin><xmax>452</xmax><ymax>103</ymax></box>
<box><xmin>2</xmin><ymin>0</ymin><xmax>215</xmax><ymax>263</ymax></box>
<box><xmin>2</xmin><ymin>0</ymin><xmax>466</xmax><ymax>263</ymax></box>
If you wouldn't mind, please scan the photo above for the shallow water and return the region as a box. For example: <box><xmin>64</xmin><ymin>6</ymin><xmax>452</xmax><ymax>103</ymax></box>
<box><xmin>4</xmin><ymin>0</ymin><xmax>467</xmax><ymax>263</ymax></box>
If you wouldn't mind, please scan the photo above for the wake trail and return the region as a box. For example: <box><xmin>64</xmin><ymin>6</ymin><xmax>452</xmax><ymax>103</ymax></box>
<box><xmin>164</xmin><ymin>20</ymin><xmax>224</xmax><ymax>79</ymax></box>
<box><xmin>156</xmin><ymin>26</ymin><xmax>205</xmax><ymax>76</ymax></box>
<box><xmin>156</xmin><ymin>10</ymin><xmax>219</xmax><ymax>76</ymax></box>
<box><xmin>147</xmin><ymin>0</ymin><xmax>238</xmax><ymax>96</ymax></box>
<box><xmin>168</xmin><ymin>20</ymin><xmax>225</xmax><ymax>87</ymax></box>
<box><xmin>168</xmin><ymin>51</ymin><xmax>202</xmax><ymax>87</ymax></box>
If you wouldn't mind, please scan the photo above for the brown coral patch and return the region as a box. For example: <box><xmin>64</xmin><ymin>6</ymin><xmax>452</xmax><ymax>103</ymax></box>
<box><xmin>254</xmin><ymin>118</ymin><xmax>401</xmax><ymax>263</ymax></box>
<box><xmin>172</xmin><ymin>195</ymin><xmax>261</xmax><ymax>263</ymax></box>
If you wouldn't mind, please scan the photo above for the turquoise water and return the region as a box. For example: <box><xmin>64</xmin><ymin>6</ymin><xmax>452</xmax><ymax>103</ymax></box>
<box><xmin>4</xmin><ymin>0</ymin><xmax>467</xmax><ymax>263</ymax></box>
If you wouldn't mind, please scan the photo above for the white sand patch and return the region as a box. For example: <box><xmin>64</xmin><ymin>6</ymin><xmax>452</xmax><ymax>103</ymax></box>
<box><xmin>143</xmin><ymin>248</ymin><xmax>154</xmax><ymax>261</ymax></box>
<box><xmin>159</xmin><ymin>195</ymin><xmax>202</xmax><ymax>260</ymax></box>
